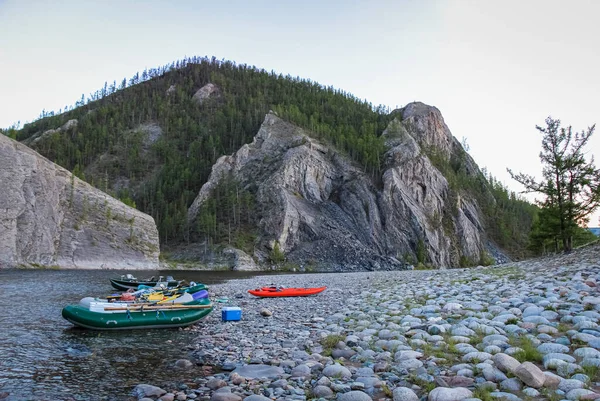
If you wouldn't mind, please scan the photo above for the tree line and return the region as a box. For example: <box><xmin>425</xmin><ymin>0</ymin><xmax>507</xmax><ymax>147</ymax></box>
<box><xmin>11</xmin><ymin>56</ymin><xmax>391</xmax><ymax>246</ymax></box>
<box><xmin>4</xmin><ymin>55</ymin><xmax>558</xmax><ymax>259</ymax></box>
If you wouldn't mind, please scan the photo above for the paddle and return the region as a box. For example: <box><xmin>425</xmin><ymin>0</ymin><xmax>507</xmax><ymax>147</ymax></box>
<box><xmin>103</xmin><ymin>304</ymin><xmax>213</xmax><ymax>311</ymax></box>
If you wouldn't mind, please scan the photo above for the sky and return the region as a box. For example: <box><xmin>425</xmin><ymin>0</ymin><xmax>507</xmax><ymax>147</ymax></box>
<box><xmin>1</xmin><ymin>0</ymin><xmax>599</xmax><ymax>226</ymax></box>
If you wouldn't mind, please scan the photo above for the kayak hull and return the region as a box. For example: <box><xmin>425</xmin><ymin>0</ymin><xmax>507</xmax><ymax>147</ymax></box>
<box><xmin>248</xmin><ymin>286</ymin><xmax>327</xmax><ymax>297</ymax></box>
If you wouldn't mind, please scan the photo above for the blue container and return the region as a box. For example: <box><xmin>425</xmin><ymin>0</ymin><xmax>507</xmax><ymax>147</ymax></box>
<box><xmin>221</xmin><ymin>307</ymin><xmax>242</xmax><ymax>321</ymax></box>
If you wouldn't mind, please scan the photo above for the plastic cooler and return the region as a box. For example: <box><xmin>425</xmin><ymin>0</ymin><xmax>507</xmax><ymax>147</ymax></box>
<box><xmin>221</xmin><ymin>306</ymin><xmax>242</xmax><ymax>321</ymax></box>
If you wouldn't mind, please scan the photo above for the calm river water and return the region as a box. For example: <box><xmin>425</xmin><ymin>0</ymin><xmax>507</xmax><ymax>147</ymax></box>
<box><xmin>0</xmin><ymin>269</ymin><xmax>269</xmax><ymax>401</ymax></box>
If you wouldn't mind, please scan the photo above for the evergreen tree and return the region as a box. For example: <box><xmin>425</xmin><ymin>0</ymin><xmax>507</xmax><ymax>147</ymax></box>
<box><xmin>509</xmin><ymin>117</ymin><xmax>600</xmax><ymax>252</ymax></box>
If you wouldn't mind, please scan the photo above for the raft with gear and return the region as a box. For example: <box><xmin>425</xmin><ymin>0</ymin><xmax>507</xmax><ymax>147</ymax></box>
<box><xmin>62</xmin><ymin>286</ymin><xmax>212</xmax><ymax>330</ymax></box>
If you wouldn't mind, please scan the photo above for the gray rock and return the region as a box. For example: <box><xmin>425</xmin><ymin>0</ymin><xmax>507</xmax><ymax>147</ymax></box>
<box><xmin>462</xmin><ymin>352</ymin><xmax>492</xmax><ymax>363</ymax></box>
<box><xmin>484</xmin><ymin>345</ymin><xmax>502</xmax><ymax>355</ymax></box>
<box><xmin>355</xmin><ymin>367</ymin><xmax>375</xmax><ymax>377</ymax></box>
<box><xmin>393</xmin><ymin>387</ymin><xmax>419</xmax><ymax>401</ymax></box>
<box><xmin>268</xmin><ymin>379</ymin><xmax>288</xmax><ymax>389</ymax></box>
<box><xmin>556</xmin><ymin>363</ymin><xmax>584</xmax><ymax>377</ymax></box>
<box><xmin>570</xmin><ymin>374</ymin><xmax>590</xmax><ymax>384</ymax></box>
<box><xmin>346</xmin><ymin>335</ymin><xmax>360</xmax><ymax>346</ymax></box>
<box><xmin>489</xmin><ymin>391</ymin><xmax>522</xmax><ymax>401</ymax></box>
<box><xmin>573</xmin><ymin>348</ymin><xmax>600</xmax><ymax>359</ymax></box>
<box><xmin>482</xmin><ymin>367</ymin><xmax>508</xmax><ymax>383</ymax></box>
<box><xmin>514</xmin><ymin>362</ymin><xmax>545</xmax><ymax>388</ymax></box>
<box><xmin>350</xmin><ymin>382</ymin><xmax>366</xmax><ymax>391</ymax></box>
<box><xmin>523</xmin><ymin>306</ymin><xmax>544</xmax><ymax>317</ymax></box>
<box><xmin>332</xmin><ymin>383</ymin><xmax>352</xmax><ymax>393</ymax></box>
<box><xmin>429</xmin><ymin>325</ymin><xmax>446</xmax><ymax>335</ymax></box>
<box><xmin>243</xmin><ymin>396</ymin><xmax>272</xmax><ymax>401</ymax></box>
<box><xmin>492</xmin><ymin>353</ymin><xmax>520</xmax><ymax>373</ymax></box>
<box><xmin>451</xmin><ymin>326</ymin><xmax>477</xmax><ymax>337</ymax></box>
<box><xmin>175</xmin><ymin>359</ymin><xmax>194</xmax><ymax>369</ymax></box>
<box><xmin>232</xmin><ymin>364</ymin><xmax>284</xmax><ymax>379</ymax></box>
<box><xmin>545</xmin><ymin>359</ymin><xmax>569</xmax><ymax>370</ymax></box>
<box><xmin>580</xmin><ymin>359</ymin><xmax>600</xmax><ymax>368</ymax></box>
<box><xmin>559</xmin><ymin>379</ymin><xmax>585</xmax><ymax>393</ymax></box>
<box><xmin>395</xmin><ymin>350</ymin><xmax>423</xmax><ymax>361</ymax></box>
<box><xmin>133</xmin><ymin>384</ymin><xmax>167</xmax><ymax>398</ymax></box>
<box><xmin>428</xmin><ymin>387</ymin><xmax>473</xmax><ymax>401</ymax></box>
<box><xmin>313</xmin><ymin>385</ymin><xmax>334</xmax><ymax>399</ymax></box>
<box><xmin>523</xmin><ymin>316</ymin><xmax>551</xmax><ymax>325</ymax></box>
<box><xmin>543</xmin><ymin>372</ymin><xmax>562</xmax><ymax>389</ymax></box>
<box><xmin>499</xmin><ymin>378</ymin><xmax>522</xmax><ymax>392</ymax></box>
<box><xmin>396</xmin><ymin>358</ymin><xmax>423</xmax><ymax>370</ymax></box>
<box><xmin>291</xmin><ymin>364</ymin><xmax>311</xmax><ymax>378</ymax></box>
<box><xmin>543</xmin><ymin>353</ymin><xmax>576</xmax><ymax>364</ymax></box>
<box><xmin>323</xmin><ymin>364</ymin><xmax>352</xmax><ymax>379</ymax></box>
<box><xmin>522</xmin><ymin>388</ymin><xmax>540</xmax><ymax>397</ymax></box>
<box><xmin>211</xmin><ymin>393</ymin><xmax>242</xmax><ymax>401</ymax></box>
<box><xmin>224</xmin><ymin>247</ymin><xmax>261</xmax><ymax>271</ymax></box>
<box><xmin>332</xmin><ymin>348</ymin><xmax>357</xmax><ymax>359</ymax></box>
<box><xmin>207</xmin><ymin>378</ymin><xmax>228</xmax><ymax>390</ymax></box>
<box><xmin>583</xmin><ymin>297</ymin><xmax>600</xmax><ymax>305</ymax></box>
<box><xmin>537</xmin><ymin>343</ymin><xmax>570</xmax><ymax>354</ymax></box>
<box><xmin>565</xmin><ymin>389</ymin><xmax>596</xmax><ymax>400</ymax></box>
<box><xmin>337</xmin><ymin>390</ymin><xmax>372</xmax><ymax>401</ymax></box>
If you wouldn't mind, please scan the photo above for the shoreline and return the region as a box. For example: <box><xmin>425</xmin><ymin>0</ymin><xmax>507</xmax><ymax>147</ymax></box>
<box><xmin>126</xmin><ymin>244</ymin><xmax>600</xmax><ymax>401</ymax></box>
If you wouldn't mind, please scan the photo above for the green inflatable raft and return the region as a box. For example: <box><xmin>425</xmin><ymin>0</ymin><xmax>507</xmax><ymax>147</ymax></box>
<box><xmin>62</xmin><ymin>293</ymin><xmax>212</xmax><ymax>330</ymax></box>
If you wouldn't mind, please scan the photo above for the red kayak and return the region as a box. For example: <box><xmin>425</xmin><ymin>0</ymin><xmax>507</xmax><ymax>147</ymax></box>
<box><xmin>248</xmin><ymin>286</ymin><xmax>327</xmax><ymax>297</ymax></box>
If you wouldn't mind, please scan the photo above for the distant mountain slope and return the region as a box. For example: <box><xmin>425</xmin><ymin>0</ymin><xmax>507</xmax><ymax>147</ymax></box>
<box><xmin>10</xmin><ymin>56</ymin><xmax>536</xmax><ymax>265</ymax></box>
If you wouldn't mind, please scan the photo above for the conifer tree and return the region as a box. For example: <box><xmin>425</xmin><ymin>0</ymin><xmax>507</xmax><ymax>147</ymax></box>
<box><xmin>509</xmin><ymin>117</ymin><xmax>600</xmax><ymax>252</ymax></box>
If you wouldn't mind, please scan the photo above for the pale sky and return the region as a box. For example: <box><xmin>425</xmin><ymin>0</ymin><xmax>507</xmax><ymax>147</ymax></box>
<box><xmin>1</xmin><ymin>0</ymin><xmax>599</xmax><ymax>225</ymax></box>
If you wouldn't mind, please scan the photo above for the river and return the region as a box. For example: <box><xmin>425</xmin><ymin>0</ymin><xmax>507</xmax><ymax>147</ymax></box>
<box><xmin>0</xmin><ymin>269</ymin><xmax>270</xmax><ymax>401</ymax></box>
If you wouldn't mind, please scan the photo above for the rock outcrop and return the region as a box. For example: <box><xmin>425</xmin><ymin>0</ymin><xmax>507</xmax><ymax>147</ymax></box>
<box><xmin>193</xmin><ymin>83</ymin><xmax>220</xmax><ymax>104</ymax></box>
<box><xmin>188</xmin><ymin>103</ymin><xmax>507</xmax><ymax>270</ymax></box>
<box><xmin>22</xmin><ymin>119</ymin><xmax>78</xmax><ymax>146</ymax></box>
<box><xmin>0</xmin><ymin>134</ymin><xmax>160</xmax><ymax>269</ymax></box>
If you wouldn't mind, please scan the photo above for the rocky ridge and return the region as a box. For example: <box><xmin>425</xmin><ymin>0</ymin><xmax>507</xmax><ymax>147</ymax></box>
<box><xmin>128</xmin><ymin>243</ymin><xmax>600</xmax><ymax>401</ymax></box>
<box><xmin>188</xmin><ymin>103</ymin><xmax>504</xmax><ymax>270</ymax></box>
<box><xmin>0</xmin><ymin>134</ymin><xmax>160</xmax><ymax>269</ymax></box>
<box><xmin>21</xmin><ymin>118</ymin><xmax>78</xmax><ymax>146</ymax></box>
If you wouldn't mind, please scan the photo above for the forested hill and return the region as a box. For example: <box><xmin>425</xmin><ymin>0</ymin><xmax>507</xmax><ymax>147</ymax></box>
<box><xmin>7</xmin><ymin>56</ymin><xmax>535</xmax><ymax>260</ymax></box>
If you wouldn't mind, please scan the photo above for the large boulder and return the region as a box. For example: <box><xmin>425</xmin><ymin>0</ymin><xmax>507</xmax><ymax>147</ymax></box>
<box><xmin>0</xmin><ymin>134</ymin><xmax>160</xmax><ymax>269</ymax></box>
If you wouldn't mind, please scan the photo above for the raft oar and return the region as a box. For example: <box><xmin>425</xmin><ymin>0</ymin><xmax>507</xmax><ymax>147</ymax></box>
<box><xmin>103</xmin><ymin>303</ymin><xmax>213</xmax><ymax>311</ymax></box>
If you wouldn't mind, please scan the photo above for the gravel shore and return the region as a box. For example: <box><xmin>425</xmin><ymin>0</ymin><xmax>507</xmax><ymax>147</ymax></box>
<box><xmin>131</xmin><ymin>243</ymin><xmax>600</xmax><ymax>401</ymax></box>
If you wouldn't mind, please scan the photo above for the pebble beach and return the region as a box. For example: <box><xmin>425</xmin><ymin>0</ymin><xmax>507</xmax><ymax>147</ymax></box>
<box><xmin>131</xmin><ymin>243</ymin><xmax>600</xmax><ymax>401</ymax></box>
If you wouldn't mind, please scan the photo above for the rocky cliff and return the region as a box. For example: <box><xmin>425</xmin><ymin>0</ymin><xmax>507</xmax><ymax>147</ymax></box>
<box><xmin>188</xmin><ymin>102</ymin><xmax>508</xmax><ymax>270</ymax></box>
<box><xmin>0</xmin><ymin>134</ymin><xmax>160</xmax><ymax>269</ymax></box>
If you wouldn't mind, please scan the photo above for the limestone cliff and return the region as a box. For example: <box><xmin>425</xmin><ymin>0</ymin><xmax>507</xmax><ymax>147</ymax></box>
<box><xmin>0</xmin><ymin>134</ymin><xmax>160</xmax><ymax>269</ymax></box>
<box><xmin>188</xmin><ymin>103</ymin><xmax>508</xmax><ymax>270</ymax></box>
